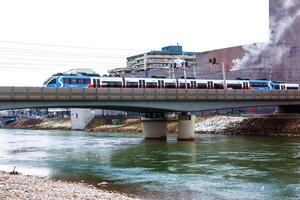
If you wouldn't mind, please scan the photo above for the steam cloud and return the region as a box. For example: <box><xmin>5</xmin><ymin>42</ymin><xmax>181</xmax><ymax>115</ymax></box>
<box><xmin>232</xmin><ymin>0</ymin><xmax>300</xmax><ymax>71</ymax></box>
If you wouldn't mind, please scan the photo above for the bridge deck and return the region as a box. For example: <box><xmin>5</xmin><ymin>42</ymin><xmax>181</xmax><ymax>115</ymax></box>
<box><xmin>0</xmin><ymin>87</ymin><xmax>300</xmax><ymax>112</ymax></box>
<box><xmin>0</xmin><ymin>87</ymin><xmax>299</xmax><ymax>101</ymax></box>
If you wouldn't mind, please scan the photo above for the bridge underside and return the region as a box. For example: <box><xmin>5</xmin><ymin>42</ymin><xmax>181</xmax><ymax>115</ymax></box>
<box><xmin>1</xmin><ymin>100</ymin><xmax>300</xmax><ymax>113</ymax></box>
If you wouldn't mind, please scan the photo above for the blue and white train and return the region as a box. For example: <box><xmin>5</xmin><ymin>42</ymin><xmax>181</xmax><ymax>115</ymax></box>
<box><xmin>43</xmin><ymin>70</ymin><xmax>300</xmax><ymax>91</ymax></box>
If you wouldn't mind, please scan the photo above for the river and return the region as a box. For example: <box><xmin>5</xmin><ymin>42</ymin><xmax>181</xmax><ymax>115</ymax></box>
<box><xmin>0</xmin><ymin>129</ymin><xmax>299</xmax><ymax>200</ymax></box>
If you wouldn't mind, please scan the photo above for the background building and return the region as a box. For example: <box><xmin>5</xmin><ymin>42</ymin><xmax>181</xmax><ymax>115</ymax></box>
<box><xmin>109</xmin><ymin>0</ymin><xmax>300</xmax><ymax>82</ymax></box>
<box><xmin>109</xmin><ymin>45</ymin><xmax>196</xmax><ymax>78</ymax></box>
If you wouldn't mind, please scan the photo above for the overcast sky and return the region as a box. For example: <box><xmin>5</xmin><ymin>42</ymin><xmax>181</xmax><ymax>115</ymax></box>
<box><xmin>0</xmin><ymin>0</ymin><xmax>269</xmax><ymax>86</ymax></box>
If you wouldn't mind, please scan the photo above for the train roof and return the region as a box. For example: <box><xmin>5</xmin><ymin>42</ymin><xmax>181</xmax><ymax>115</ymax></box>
<box><xmin>249</xmin><ymin>79</ymin><xmax>271</xmax><ymax>82</ymax></box>
<box><xmin>52</xmin><ymin>68</ymin><xmax>100</xmax><ymax>77</ymax></box>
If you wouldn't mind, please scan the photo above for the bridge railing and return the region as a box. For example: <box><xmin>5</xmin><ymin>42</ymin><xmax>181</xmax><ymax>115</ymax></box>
<box><xmin>0</xmin><ymin>87</ymin><xmax>300</xmax><ymax>101</ymax></box>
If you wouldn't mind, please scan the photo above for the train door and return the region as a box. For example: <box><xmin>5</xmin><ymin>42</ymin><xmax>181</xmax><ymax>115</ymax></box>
<box><xmin>139</xmin><ymin>80</ymin><xmax>145</xmax><ymax>88</ymax></box>
<box><xmin>191</xmin><ymin>81</ymin><xmax>196</xmax><ymax>89</ymax></box>
<box><xmin>158</xmin><ymin>80</ymin><xmax>164</xmax><ymax>89</ymax></box>
<box><xmin>280</xmin><ymin>84</ymin><xmax>286</xmax><ymax>90</ymax></box>
<box><xmin>243</xmin><ymin>81</ymin><xmax>249</xmax><ymax>90</ymax></box>
<box><xmin>93</xmin><ymin>78</ymin><xmax>100</xmax><ymax>88</ymax></box>
<box><xmin>207</xmin><ymin>81</ymin><xmax>213</xmax><ymax>89</ymax></box>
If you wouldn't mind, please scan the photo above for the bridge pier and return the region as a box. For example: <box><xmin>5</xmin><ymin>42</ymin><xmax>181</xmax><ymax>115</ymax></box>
<box><xmin>177</xmin><ymin>113</ymin><xmax>195</xmax><ymax>141</ymax></box>
<box><xmin>71</xmin><ymin>108</ymin><xmax>95</xmax><ymax>130</ymax></box>
<box><xmin>141</xmin><ymin>113</ymin><xmax>168</xmax><ymax>140</ymax></box>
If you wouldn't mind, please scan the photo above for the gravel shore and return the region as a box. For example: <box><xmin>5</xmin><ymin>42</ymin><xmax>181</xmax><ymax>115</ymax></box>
<box><xmin>0</xmin><ymin>171</ymin><xmax>138</xmax><ymax>200</ymax></box>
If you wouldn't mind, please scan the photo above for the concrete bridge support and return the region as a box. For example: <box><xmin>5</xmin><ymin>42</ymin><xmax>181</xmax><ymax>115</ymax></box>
<box><xmin>141</xmin><ymin>113</ymin><xmax>168</xmax><ymax>140</ymax></box>
<box><xmin>71</xmin><ymin>108</ymin><xmax>95</xmax><ymax>130</ymax></box>
<box><xmin>177</xmin><ymin>113</ymin><xmax>195</xmax><ymax>141</ymax></box>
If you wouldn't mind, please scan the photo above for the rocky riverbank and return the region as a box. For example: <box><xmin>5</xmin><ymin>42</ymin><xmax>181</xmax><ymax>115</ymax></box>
<box><xmin>0</xmin><ymin>171</ymin><xmax>138</xmax><ymax>200</ymax></box>
<box><xmin>195</xmin><ymin>115</ymin><xmax>300</xmax><ymax>136</ymax></box>
<box><xmin>85</xmin><ymin>118</ymin><xmax>179</xmax><ymax>133</ymax></box>
<box><xmin>3</xmin><ymin>115</ymin><xmax>300</xmax><ymax>136</ymax></box>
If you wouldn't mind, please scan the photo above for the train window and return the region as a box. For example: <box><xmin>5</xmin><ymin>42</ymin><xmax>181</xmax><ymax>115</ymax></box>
<box><xmin>63</xmin><ymin>78</ymin><xmax>71</xmax><ymax>84</ymax></box>
<box><xmin>179</xmin><ymin>83</ymin><xmax>191</xmax><ymax>89</ymax></box>
<box><xmin>84</xmin><ymin>79</ymin><xmax>91</xmax><ymax>84</ymax></box>
<box><xmin>146</xmin><ymin>82</ymin><xmax>157</xmax><ymax>88</ymax></box>
<box><xmin>77</xmin><ymin>79</ymin><xmax>84</xmax><ymax>84</ymax></box>
<box><xmin>226</xmin><ymin>84</ymin><xmax>242</xmax><ymax>89</ymax></box>
<box><xmin>77</xmin><ymin>79</ymin><xmax>90</xmax><ymax>84</ymax></box>
<box><xmin>179</xmin><ymin>83</ymin><xmax>185</xmax><ymax>89</ymax></box>
<box><xmin>165</xmin><ymin>83</ymin><xmax>176</xmax><ymax>88</ymax></box>
<box><xmin>102</xmin><ymin>81</ymin><xmax>123</xmax><ymax>87</ymax></box>
<box><xmin>286</xmin><ymin>87</ymin><xmax>299</xmax><ymax>90</ymax></box>
<box><xmin>250</xmin><ymin>82</ymin><xmax>268</xmax><ymax>87</ymax></box>
<box><xmin>48</xmin><ymin>79</ymin><xmax>56</xmax><ymax>84</ymax></box>
<box><xmin>197</xmin><ymin>83</ymin><xmax>207</xmax><ymax>89</ymax></box>
<box><xmin>214</xmin><ymin>83</ymin><xmax>224</xmax><ymax>89</ymax></box>
<box><xmin>126</xmin><ymin>82</ymin><xmax>139</xmax><ymax>88</ymax></box>
<box><xmin>71</xmin><ymin>79</ymin><xmax>77</xmax><ymax>84</ymax></box>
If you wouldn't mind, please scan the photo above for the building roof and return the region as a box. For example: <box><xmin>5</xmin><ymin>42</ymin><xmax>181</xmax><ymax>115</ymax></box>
<box><xmin>127</xmin><ymin>45</ymin><xmax>196</xmax><ymax>60</ymax></box>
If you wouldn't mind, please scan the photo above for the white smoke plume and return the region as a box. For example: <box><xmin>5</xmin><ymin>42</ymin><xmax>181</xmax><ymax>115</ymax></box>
<box><xmin>284</xmin><ymin>0</ymin><xmax>296</xmax><ymax>9</ymax></box>
<box><xmin>232</xmin><ymin>0</ymin><xmax>300</xmax><ymax>71</ymax></box>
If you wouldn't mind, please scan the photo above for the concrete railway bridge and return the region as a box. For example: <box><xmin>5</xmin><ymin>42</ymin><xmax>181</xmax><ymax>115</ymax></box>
<box><xmin>1</xmin><ymin>87</ymin><xmax>300</xmax><ymax>140</ymax></box>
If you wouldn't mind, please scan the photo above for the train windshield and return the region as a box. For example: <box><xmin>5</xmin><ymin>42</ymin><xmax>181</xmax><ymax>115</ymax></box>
<box><xmin>48</xmin><ymin>79</ymin><xmax>57</xmax><ymax>84</ymax></box>
<box><xmin>43</xmin><ymin>77</ymin><xmax>53</xmax><ymax>85</ymax></box>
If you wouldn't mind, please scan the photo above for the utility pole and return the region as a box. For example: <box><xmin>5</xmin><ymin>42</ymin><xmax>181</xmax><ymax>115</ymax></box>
<box><xmin>143</xmin><ymin>53</ymin><xmax>148</xmax><ymax>78</ymax></box>
<box><xmin>269</xmin><ymin>65</ymin><xmax>273</xmax><ymax>80</ymax></box>
<box><xmin>182</xmin><ymin>49</ymin><xmax>187</xmax><ymax>90</ymax></box>
<box><xmin>209</xmin><ymin>58</ymin><xmax>226</xmax><ymax>89</ymax></box>
<box><xmin>222</xmin><ymin>62</ymin><xmax>226</xmax><ymax>89</ymax></box>
<box><xmin>183</xmin><ymin>61</ymin><xmax>187</xmax><ymax>90</ymax></box>
<box><xmin>193</xmin><ymin>64</ymin><xmax>196</xmax><ymax>78</ymax></box>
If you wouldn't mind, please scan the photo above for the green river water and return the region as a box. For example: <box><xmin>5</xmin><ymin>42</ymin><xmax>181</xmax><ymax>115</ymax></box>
<box><xmin>0</xmin><ymin>129</ymin><xmax>299</xmax><ymax>200</ymax></box>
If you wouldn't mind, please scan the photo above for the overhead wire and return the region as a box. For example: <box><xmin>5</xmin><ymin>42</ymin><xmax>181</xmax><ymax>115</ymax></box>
<box><xmin>0</xmin><ymin>47</ymin><xmax>130</xmax><ymax>58</ymax></box>
<box><xmin>0</xmin><ymin>56</ymin><xmax>124</xmax><ymax>63</ymax></box>
<box><xmin>0</xmin><ymin>40</ymin><xmax>149</xmax><ymax>71</ymax></box>
<box><xmin>0</xmin><ymin>40</ymin><xmax>148</xmax><ymax>52</ymax></box>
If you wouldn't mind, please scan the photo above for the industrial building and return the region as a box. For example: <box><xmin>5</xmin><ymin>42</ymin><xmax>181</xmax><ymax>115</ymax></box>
<box><xmin>196</xmin><ymin>0</ymin><xmax>300</xmax><ymax>82</ymax></box>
